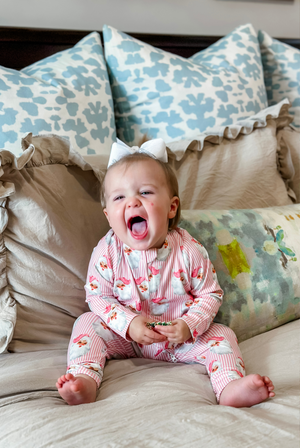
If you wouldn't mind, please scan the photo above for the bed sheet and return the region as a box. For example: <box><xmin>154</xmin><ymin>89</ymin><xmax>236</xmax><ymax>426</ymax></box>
<box><xmin>0</xmin><ymin>319</ymin><xmax>299</xmax><ymax>448</ymax></box>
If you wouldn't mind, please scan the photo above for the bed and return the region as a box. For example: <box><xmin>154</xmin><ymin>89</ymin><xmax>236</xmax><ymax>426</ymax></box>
<box><xmin>0</xmin><ymin>24</ymin><xmax>299</xmax><ymax>448</ymax></box>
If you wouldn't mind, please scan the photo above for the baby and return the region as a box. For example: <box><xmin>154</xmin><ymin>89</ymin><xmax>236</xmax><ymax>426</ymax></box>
<box><xmin>56</xmin><ymin>138</ymin><xmax>275</xmax><ymax>407</ymax></box>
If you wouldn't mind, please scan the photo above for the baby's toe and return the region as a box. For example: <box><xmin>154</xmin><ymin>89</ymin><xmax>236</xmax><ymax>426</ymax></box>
<box><xmin>253</xmin><ymin>374</ymin><xmax>265</xmax><ymax>387</ymax></box>
<box><xmin>56</xmin><ymin>376</ymin><xmax>66</xmax><ymax>388</ymax></box>
<box><xmin>263</xmin><ymin>376</ymin><xmax>272</xmax><ymax>384</ymax></box>
<box><xmin>65</xmin><ymin>373</ymin><xmax>74</xmax><ymax>381</ymax></box>
<box><xmin>265</xmin><ymin>377</ymin><xmax>275</xmax><ymax>388</ymax></box>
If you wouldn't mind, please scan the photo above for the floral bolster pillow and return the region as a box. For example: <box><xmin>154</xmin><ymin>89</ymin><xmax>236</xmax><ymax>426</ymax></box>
<box><xmin>180</xmin><ymin>204</ymin><xmax>300</xmax><ymax>342</ymax></box>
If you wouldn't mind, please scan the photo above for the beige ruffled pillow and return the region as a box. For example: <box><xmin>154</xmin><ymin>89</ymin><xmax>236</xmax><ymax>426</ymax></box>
<box><xmin>0</xmin><ymin>134</ymin><xmax>109</xmax><ymax>353</ymax></box>
<box><xmin>277</xmin><ymin>126</ymin><xmax>300</xmax><ymax>203</ymax></box>
<box><xmin>167</xmin><ymin>99</ymin><xmax>296</xmax><ymax>210</ymax></box>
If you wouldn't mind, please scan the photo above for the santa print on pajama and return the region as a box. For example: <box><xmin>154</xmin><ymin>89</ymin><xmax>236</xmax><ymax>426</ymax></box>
<box><xmin>67</xmin><ymin>227</ymin><xmax>244</xmax><ymax>401</ymax></box>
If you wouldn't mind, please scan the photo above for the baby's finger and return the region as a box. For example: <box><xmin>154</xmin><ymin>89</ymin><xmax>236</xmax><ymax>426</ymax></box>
<box><xmin>154</xmin><ymin>326</ymin><xmax>175</xmax><ymax>335</ymax></box>
<box><xmin>143</xmin><ymin>337</ymin><xmax>154</xmax><ymax>345</ymax></box>
<box><xmin>147</xmin><ymin>330</ymin><xmax>167</xmax><ymax>342</ymax></box>
<box><xmin>142</xmin><ymin>332</ymin><xmax>158</xmax><ymax>344</ymax></box>
<box><xmin>143</xmin><ymin>334</ymin><xmax>162</xmax><ymax>345</ymax></box>
<box><xmin>145</xmin><ymin>327</ymin><xmax>158</xmax><ymax>337</ymax></box>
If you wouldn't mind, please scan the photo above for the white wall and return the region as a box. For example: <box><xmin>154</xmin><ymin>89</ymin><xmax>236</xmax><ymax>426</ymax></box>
<box><xmin>0</xmin><ymin>0</ymin><xmax>299</xmax><ymax>38</ymax></box>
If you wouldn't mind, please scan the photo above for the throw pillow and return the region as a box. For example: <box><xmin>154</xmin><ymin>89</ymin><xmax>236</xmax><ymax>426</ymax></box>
<box><xmin>0</xmin><ymin>134</ymin><xmax>110</xmax><ymax>353</ymax></box>
<box><xmin>277</xmin><ymin>126</ymin><xmax>300</xmax><ymax>203</ymax></box>
<box><xmin>258</xmin><ymin>30</ymin><xmax>300</xmax><ymax>129</ymax></box>
<box><xmin>103</xmin><ymin>24</ymin><xmax>268</xmax><ymax>145</ymax></box>
<box><xmin>167</xmin><ymin>99</ymin><xmax>295</xmax><ymax>210</ymax></box>
<box><xmin>0</xmin><ymin>32</ymin><xmax>116</xmax><ymax>156</ymax></box>
<box><xmin>180</xmin><ymin>205</ymin><xmax>300</xmax><ymax>342</ymax></box>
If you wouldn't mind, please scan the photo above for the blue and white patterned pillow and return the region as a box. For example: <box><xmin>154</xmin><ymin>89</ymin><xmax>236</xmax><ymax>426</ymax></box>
<box><xmin>0</xmin><ymin>32</ymin><xmax>116</xmax><ymax>156</ymax></box>
<box><xmin>258</xmin><ymin>30</ymin><xmax>300</xmax><ymax>129</ymax></box>
<box><xmin>103</xmin><ymin>24</ymin><xmax>268</xmax><ymax>145</ymax></box>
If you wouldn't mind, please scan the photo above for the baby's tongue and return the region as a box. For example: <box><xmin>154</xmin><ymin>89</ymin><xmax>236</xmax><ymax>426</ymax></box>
<box><xmin>131</xmin><ymin>219</ymin><xmax>147</xmax><ymax>236</ymax></box>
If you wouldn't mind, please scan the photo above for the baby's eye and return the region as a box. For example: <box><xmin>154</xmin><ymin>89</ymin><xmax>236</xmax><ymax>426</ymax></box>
<box><xmin>141</xmin><ymin>191</ymin><xmax>152</xmax><ymax>196</ymax></box>
<box><xmin>113</xmin><ymin>195</ymin><xmax>124</xmax><ymax>201</ymax></box>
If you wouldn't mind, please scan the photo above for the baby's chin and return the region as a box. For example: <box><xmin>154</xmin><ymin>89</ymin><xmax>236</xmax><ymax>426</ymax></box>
<box><xmin>127</xmin><ymin>240</ymin><xmax>154</xmax><ymax>251</ymax></box>
<box><xmin>130</xmin><ymin>237</ymin><xmax>167</xmax><ymax>251</ymax></box>
<box><xmin>122</xmin><ymin>236</ymin><xmax>158</xmax><ymax>252</ymax></box>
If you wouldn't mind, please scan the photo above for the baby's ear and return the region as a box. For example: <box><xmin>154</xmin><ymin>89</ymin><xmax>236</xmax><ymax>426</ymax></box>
<box><xmin>103</xmin><ymin>209</ymin><xmax>111</xmax><ymax>225</ymax></box>
<box><xmin>168</xmin><ymin>196</ymin><xmax>179</xmax><ymax>218</ymax></box>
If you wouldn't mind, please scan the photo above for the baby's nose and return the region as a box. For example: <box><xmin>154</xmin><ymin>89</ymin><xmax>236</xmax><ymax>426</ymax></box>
<box><xmin>127</xmin><ymin>196</ymin><xmax>141</xmax><ymax>207</ymax></box>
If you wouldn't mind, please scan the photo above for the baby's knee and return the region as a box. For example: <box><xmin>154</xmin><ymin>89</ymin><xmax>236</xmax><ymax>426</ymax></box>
<box><xmin>72</xmin><ymin>312</ymin><xmax>104</xmax><ymax>330</ymax></box>
<box><xmin>81</xmin><ymin>311</ymin><xmax>99</xmax><ymax>320</ymax></box>
<box><xmin>209</xmin><ymin>323</ymin><xmax>238</xmax><ymax>342</ymax></box>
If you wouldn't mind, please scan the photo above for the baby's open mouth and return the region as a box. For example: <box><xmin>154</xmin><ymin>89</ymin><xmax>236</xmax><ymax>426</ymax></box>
<box><xmin>128</xmin><ymin>216</ymin><xmax>148</xmax><ymax>239</ymax></box>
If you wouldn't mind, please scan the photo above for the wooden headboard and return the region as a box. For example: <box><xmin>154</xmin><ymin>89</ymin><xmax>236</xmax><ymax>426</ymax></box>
<box><xmin>1</xmin><ymin>26</ymin><xmax>300</xmax><ymax>70</ymax></box>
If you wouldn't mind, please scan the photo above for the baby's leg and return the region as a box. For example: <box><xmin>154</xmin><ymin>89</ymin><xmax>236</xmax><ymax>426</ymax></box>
<box><xmin>56</xmin><ymin>312</ymin><xmax>137</xmax><ymax>405</ymax></box>
<box><xmin>177</xmin><ymin>323</ymin><xmax>274</xmax><ymax>407</ymax></box>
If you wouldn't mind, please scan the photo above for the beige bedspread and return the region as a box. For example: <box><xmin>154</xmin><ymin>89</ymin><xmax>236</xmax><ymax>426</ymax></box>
<box><xmin>0</xmin><ymin>319</ymin><xmax>299</xmax><ymax>448</ymax></box>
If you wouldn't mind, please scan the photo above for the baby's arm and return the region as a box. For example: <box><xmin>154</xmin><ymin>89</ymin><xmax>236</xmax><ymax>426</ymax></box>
<box><xmin>165</xmin><ymin>232</ymin><xmax>223</xmax><ymax>342</ymax></box>
<box><xmin>179</xmin><ymin>235</ymin><xmax>223</xmax><ymax>339</ymax></box>
<box><xmin>85</xmin><ymin>235</ymin><xmax>138</xmax><ymax>340</ymax></box>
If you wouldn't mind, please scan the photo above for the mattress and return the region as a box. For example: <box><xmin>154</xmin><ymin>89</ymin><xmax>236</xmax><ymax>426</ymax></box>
<box><xmin>0</xmin><ymin>319</ymin><xmax>299</xmax><ymax>448</ymax></box>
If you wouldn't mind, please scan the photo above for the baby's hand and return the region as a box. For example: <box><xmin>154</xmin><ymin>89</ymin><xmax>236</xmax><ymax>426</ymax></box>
<box><xmin>154</xmin><ymin>319</ymin><xmax>191</xmax><ymax>344</ymax></box>
<box><xmin>127</xmin><ymin>315</ymin><xmax>167</xmax><ymax>345</ymax></box>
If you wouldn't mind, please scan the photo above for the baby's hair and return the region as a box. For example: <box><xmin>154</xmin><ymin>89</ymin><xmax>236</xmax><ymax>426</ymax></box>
<box><xmin>100</xmin><ymin>152</ymin><xmax>181</xmax><ymax>230</ymax></box>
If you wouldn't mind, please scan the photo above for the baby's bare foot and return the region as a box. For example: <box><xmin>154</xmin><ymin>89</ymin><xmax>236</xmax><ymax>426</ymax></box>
<box><xmin>56</xmin><ymin>373</ymin><xmax>97</xmax><ymax>406</ymax></box>
<box><xmin>219</xmin><ymin>374</ymin><xmax>275</xmax><ymax>408</ymax></box>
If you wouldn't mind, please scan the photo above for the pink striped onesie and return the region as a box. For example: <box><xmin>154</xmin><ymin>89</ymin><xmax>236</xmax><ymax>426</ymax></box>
<box><xmin>67</xmin><ymin>227</ymin><xmax>245</xmax><ymax>401</ymax></box>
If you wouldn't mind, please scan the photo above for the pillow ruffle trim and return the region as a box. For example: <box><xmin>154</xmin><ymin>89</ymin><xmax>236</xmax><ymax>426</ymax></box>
<box><xmin>167</xmin><ymin>99</ymin><xmax>292</xmax><ymax>161</ymax></box>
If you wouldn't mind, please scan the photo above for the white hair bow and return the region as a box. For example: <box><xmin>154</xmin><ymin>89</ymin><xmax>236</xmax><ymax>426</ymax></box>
<box><xmin>108</xmin><ymin>138</ymin><xmax>168</xmax><ymax>168</ymax></box>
